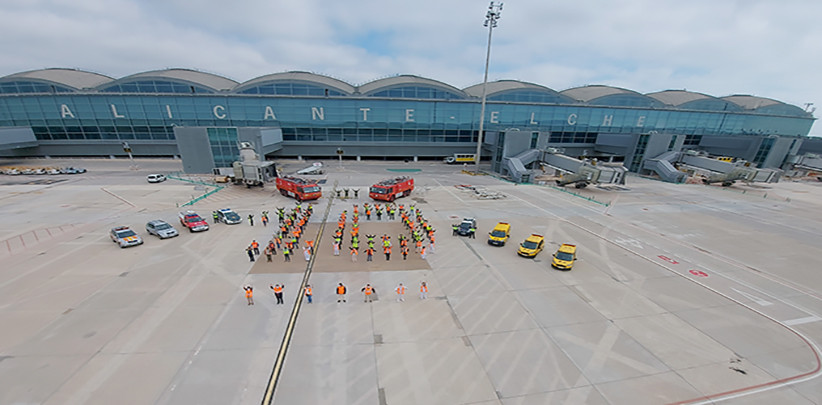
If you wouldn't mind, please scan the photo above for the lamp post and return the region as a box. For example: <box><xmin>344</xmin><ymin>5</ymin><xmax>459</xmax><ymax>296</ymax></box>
<box><xmin>474</xmin><ymin>1</ymin><xmax>503</xmax><ymax>173</ymax></box>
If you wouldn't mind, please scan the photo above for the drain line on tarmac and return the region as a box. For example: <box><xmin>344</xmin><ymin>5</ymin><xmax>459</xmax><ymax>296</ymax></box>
<box><xmin>261</xmin><ymin>190</ymin><xmax>336</xmax><ymax>405</ymax></box>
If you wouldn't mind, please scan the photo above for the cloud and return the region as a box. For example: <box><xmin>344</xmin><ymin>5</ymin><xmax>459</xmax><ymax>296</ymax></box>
<box><xmin>0</xmin><ymin>0</ymin><xmax>818</xmax><ymax>134</ymax></box>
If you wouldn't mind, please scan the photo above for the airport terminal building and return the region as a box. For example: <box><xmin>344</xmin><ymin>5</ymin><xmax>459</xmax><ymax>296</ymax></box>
<box><xmin>0</xmin><ymin>68</ymin><xmax>816</xmax><ymax>176</ymax></box>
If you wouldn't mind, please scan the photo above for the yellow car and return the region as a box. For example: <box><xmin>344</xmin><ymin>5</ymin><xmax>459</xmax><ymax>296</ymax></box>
<box><xmin>487</xmin><ymin>222</ymin><xmax>511</xmax><ymax>246</ymax></box>
<box><xmin>551</xmin><ymin>244</ymin><xmax>577</xmax><ymax>270</ymax></box>
<box><xmin>517</xmin><ymin>234</ymin><xmax>545</xmax><ymax>257</ymax></box>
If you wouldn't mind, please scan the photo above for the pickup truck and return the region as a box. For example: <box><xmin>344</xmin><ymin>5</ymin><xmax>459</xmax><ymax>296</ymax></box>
<box><xmin>179</xmin><ymin>211</ymin><xmax>209</xmax><ymax>232</ymax></box>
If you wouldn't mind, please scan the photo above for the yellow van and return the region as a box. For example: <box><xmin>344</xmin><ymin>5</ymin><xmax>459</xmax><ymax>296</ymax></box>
<box><xmin>551</xmin><ymin>244</ymin><xmax>577</xmax><ymax>270</ymax></box>
<box><xmin>487</xmin><ymin>222</ymin><xmax>511</xmax><ymax>246</ymax></box>
<box><xmin>517</xmin><ymin>234</ymin><xmax>545</xmax><ymax>257</ymax></box>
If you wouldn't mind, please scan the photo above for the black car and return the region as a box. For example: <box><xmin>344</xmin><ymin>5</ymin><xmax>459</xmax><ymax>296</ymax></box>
<box><xmin>457</xmin><ymin>218</ymin><xmax>477</xmax><ymax>236</ymax></box>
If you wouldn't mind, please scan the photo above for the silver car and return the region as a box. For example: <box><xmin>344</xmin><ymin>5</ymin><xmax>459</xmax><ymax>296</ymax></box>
<box><xmin>146</xmin><ymin>220</ymin><xmax>179</xmax><ymax>239</ymax></box>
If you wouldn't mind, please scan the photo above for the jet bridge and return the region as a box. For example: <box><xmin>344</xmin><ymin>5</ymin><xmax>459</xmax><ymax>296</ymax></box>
<box><xmin>539</xmin><ymin>149</ymin><xmax>627</xmax><ymax>188</ymax></box>
<box><xmin>644</xmin><ymin>150</ymin><xmax>781</xmax><ymax>185</ymax></box>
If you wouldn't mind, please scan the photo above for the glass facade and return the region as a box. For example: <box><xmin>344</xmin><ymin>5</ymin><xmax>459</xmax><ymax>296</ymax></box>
<box><xmin>99</xmin><ymin>80</ymin><xmax>214</xmax><ymax>94</ymax></box>
<box><xmin>207</xmin><ymin>127</ymin><xmax>239</xmax><ymax>167</ymax></box>
<box><xmin>369</xmin><ymin>86</ymin><xmax>464</xmax><ymax>100</ymax></box>
<box><xmin>1</xmin><ymin>94</ymin><xmax>813</xmax><ymax>144</ymax></box>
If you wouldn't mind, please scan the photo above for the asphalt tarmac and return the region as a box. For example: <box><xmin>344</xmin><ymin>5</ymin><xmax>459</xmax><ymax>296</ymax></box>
<box><xmin>1</xmin><ymin>157</ymin><xmax>821</xmax><ymax>404</ymax></box>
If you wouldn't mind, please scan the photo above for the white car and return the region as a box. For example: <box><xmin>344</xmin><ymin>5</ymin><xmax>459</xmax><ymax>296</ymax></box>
<box><xmin>110</xmin><ymin>226</ymin><xmax>144</xmax><ymax>248</ymax></box>
<box><xmin>147</xmin><ymin>174</ymin><xmax>166</xmax><ymax>183</ymax></box>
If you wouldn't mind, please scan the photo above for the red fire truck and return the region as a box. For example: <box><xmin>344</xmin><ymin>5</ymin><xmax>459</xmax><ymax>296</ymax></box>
<box><xmin>276</xmin><ymin>176</ymin><xmax>322</xmax><ymax>201</ymax></box>
<box><xmin>369</xmin><ymin>176</ymin><xmax>414</xmax><ymax>201</ymax></box>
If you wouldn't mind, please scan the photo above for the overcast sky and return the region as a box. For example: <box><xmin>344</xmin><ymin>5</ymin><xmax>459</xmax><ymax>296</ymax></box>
<box><xmin>1</xmin><ymin>0</ymin><xmax>819</xmax><ymax>135</ymax></box>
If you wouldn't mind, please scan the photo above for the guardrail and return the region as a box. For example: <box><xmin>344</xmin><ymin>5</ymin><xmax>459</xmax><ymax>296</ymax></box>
<box><xmin>167</xmin><ymin>175</ymin><xmax>225</xmax><ymax>207</ymax></box>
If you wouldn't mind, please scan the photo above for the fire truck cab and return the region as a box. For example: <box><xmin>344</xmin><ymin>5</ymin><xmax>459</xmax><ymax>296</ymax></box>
<box><xmin>276</xmin><ymin>176</ymin><xmax>322</xmax><ymax>201</ymax></box>
<box><xmin>369</xmin><ymin>177</ymin><xmax>414</xmax><ymax>201</ymax></box>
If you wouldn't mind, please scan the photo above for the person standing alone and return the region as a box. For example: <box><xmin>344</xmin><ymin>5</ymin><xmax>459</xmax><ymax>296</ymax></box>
<box><xmin>271</xmin><ymin>284</ymin><xmax>285</xmax><ymax>304</ymax></box>
<box><xmin>336</xmin><ymin>283</ymin><xmax>347</xmax><ymax>303</ymax></box>
<box><xmin>244</xmin><ymin>286</ymin><xmax>254</xmax><ymax>305</ymax></box>
<box><xmin>304</xmin><ymin>284</ymin><xmax>313</xmax><ymax>303</ymax></box>
<box><xmin>420</xmin><ymin>281</ymin><xmax>428</xmax><ymax>299</ymax></box>
<box><xmin>395</xmin><ymin>283</ymin><xmax>406</xmax><ymax>302</ymax></box>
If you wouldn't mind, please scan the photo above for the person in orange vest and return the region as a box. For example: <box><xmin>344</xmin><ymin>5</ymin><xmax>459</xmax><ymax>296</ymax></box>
<box><xmin>270</xmin><ymin>284</ymin><xmax>284</xmax><ymax>304</ymax></box>
<box><xmin>304</xmin><ymin>284</ymin><xmax>313</xmax><ymax>304</ymax></box>
<box><xmin>384</xmin><ymin>245</ymin><xmax>391</xmax><ymax>261</ymax></box>
<box><xmin>336</xmin><ymin>283</ymin><xmax>347</xmax><ymax>303</ymax></box>
<box><xmin>305</xmin><ymin>239</ymin><xmax>315</xmax><ymax>254</ymax></box>
<box><xmin>366</xmin><ymin>247</ymin><xmax>374</xmax><ymax>262</ymax></box>
<box><xmin>361</xmin><ymin>284</ymin><xmax>376</xmax><ymax>303</ymax></box>
<box><xmin>420</xmin><ymin>244</ymin><xmax>427</xmax><ymax>259</ymax></box>
<box><xmin>419</xmin><ymin>281</ymin><xmax>428</xmax><ymax>299</ymax></box>
<box><xmin>429</xmin><ymin>235</ymin><xmax>435</xmax><ymax>254</ymax></box>
<box><xmin>395</xmin><ymin>283</ymin><xmax>406</xmax><ymax>302</ymax></box>
<box><xmin>251</xmin><ymin>240</ymin><xmax>260</xmax><ymax>255</ymax></box>
<box><xmin>415</xmin><ymin>239</ymin><xmax>422</xmax><ymax>253</ymax></box>
<box><xmin>350</xmin><ymin>247</ymin><xmax>358</xmax><ymax>262</ymax></box>
<box><xmin>244</xmin><ymin>285</ymin><xmax>254</xmax><ymax>305</ymax></box>
<box><xmin>401</xmin><ymin>246</ymin><xmax>409</xmax><ymax>260</ymax></box>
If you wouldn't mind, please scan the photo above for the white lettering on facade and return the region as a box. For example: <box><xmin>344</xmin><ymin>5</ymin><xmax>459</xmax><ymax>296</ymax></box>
<box><xmin>530</xmin><ymin>112</ymin><xmax>539</xmax><ymax>125</ymax></box>
<box><xmin>110</xmin><ymin>104</ymin><xmax>125</xmax><ymax>118</ymax></box>
<box><xmin>405</xmin><ymin>109</ymin><xmax>415</xmax><ymax>122</ymax></box>
<box><xmin>602</xmin><ymin>115</ymin><xmax>613</xmax><ymax>126</ymax></box>
<box><xmin>311</xmin><ymin>107</ymin><xmax>324</xmax><ymax>121</ymax></box>
<box><xmin>213</xmin><ymin>105</ymin><xmax>226</xmax><ymax>119</ymax></box>
<box><xmin>60</xmin><ymin>104</ymin><xmax>75</xmax><ymax>118</ymax></box>
<box><xmin>166</xmin><ymin>105</ymin><xmax>173</xmax><ymax>119</ymax></box>
<box><xmin>360</xmin><ymin>107</ymin><xmax>370</xmax><ymax>121</ymax></box>
<box><xmin>490</xmin><ymin>111</ymin><xmax>499</xmax><ymax>124</ymax></box>
<box><xmin>567</xmin><ymin>113</ymin><xmax>577</xmax><ymax>125</ymax></box>
<box><xmin>264</xmin><ymin>106</ymin><xmax>277</xmax><ymax>120</ymax></box>
<box><xmin>636</xmin><ymin>116</ymin><xmax>646</xmax><ymax>127</ymax></box>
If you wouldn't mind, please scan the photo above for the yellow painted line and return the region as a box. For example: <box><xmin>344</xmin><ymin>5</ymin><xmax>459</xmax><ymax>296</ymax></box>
<box><xmin>261</xmin><ymin>188</ymin><xmax>336</xmax><ymax>405</ymax></box>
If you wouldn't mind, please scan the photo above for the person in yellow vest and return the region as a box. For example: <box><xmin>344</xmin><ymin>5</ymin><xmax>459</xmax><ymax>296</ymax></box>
<box><xmin>304</xmin><ymin>284</ymin><xmax>313</xmax><ymax>304</ymax></box>
<box><xmin>361</xmin><ymin>284</ymin><xmax>376</xmax><ymax>303</ymax></box>
<box><xmin>395</xmin><ymin>283</ymin><xmax>406</xmax><ymax>302</ymax></box>
<box><xmin>419</xmin><ymin>281</ymin><xmax>428</xmax><ymax>299</ymax></box>
<box><xmin>244</xmin><ymin>285</ymin><xmax>254</xmax><ymax>305</ymax></box>
<box><xmin>270</xmin><ymin>284</ymin><xmax>284</xmax><ymax>304</ymax></box>
<box><xmin>336</xmin><ymin>283</ymin><xmax>347</xmax><ymax>303</ymax></box>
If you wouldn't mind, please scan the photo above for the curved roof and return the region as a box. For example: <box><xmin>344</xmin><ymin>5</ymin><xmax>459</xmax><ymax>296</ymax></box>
<box><xmin>358</xmin><ymin>75</ymin><xmax>467</xmax><ymax>98</ymax></box>
<box><xmin>646</xmin><ymin>90</ymin><xmax>714</xmax><ymax>106</ymax></box>
<box><xmin>561</xmin><ymin>85</ymin><xmax>637</xmax><ymax>102</ymax></box>
<box><xmin>103</xmin><ymin>69</ymin><xmax>237</xmax><ymax>92</ymax></box>
<box><xmin>0</xmin><ymin>68</ymin><xmax>113</xmax><ymax>90</ymax></box>
<box><xmin>463</xmin><ymin>80</ymin><xmax>561</xmax><ymax>97</ymax></box>
<box><xmin>234</xmin><ymin>71</ymin><xmax>355</xmax><ymax>94</ymax></box>
<box><xmin>721</xmin><ymin>95</ymin><xmax>782</xmax><ymax>109</ymax></box>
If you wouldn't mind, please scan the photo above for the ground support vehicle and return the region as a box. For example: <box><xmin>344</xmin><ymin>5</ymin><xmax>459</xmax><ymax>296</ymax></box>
<box><xmin>457</xmin><ymin>218</ymin><xmax>477</xmax><ymax>237</ymax></box>
<box><xmin>444</xmin><ymin>153</ymin><xmax>477</xmax><ymax>164</ymax></box>
<box><xmin>487</xmin><ymin>222</ymin><xmax>510</xmax><ymax>246</ymax></box>
<box><xmin>551</xmin><ymin>244</ymin><xmax>577</xmax><ymax>270</ymax></box>
<box><xmin>216</xmin><ymin>208</ymin><xmax>242</xmax><ymax>224</ymax></box>
<box><xmin>179</xmin><ymin>211</ymin><xmax>209</xmax><ymax>232</ymax></box>
<box><xmin>233</xmin><ymin>161</ymin><xmax>277</xmax><ymax>187</ymax></box>
<box><xmin>110</xmin><ymin>226</ymin><xmax>143</xmax><ymax>248</ymax></box>
<box><xmin>369</xmin><ymin>177</ymin><xmax>414</xmax><ymax>201</ymax></box>
<box><xmin>276</xmin><ymin>176</ymin><xmax>322</xmax><ymax>201</ymax></box>
<box><xmin>146</xmin><ymin>220</ymin><xmax>179</xmax><ymax>239</ymax></box>
<box><xmin>517</xmin><ymin>234</ymin><xmax>545</xmax><ymax>257</ymax></box>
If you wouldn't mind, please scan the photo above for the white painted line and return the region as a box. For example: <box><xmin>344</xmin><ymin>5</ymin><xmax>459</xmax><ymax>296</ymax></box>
<box><xmin>784</xmin><ymin>316</ymin><xmax>822</xmax><ymax>326</ymax></box>
<box><xmin>731</xmin><ymin>287</ymin><xmax>773</xmax><ymax>306</ymax></box>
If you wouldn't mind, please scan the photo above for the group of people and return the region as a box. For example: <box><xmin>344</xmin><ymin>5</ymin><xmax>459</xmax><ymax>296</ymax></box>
<box><xmin>245</xmin><ymin>204</ymin><xmax>316</xmax><ymax>262</ymax></box>
<box><xmin>243</xmin><ymin>281</ymin><xmax>429</xmax><ymax>305</ymax></box>
<box><xmin>332</xmin><ymin>202</ymin><xmax>436</xmax><ymax>262</ymax></box>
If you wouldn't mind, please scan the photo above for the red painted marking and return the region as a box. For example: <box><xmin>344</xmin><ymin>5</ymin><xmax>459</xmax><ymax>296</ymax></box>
<box><xmin>658</xmin><ymin>255</ymin><xmax>679</xmax><ymax>265</ymax></box>
<box><xmin>689</xmin><ymin>269</ymin><xmax>708</xmax><ymax>277</ymax></box>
